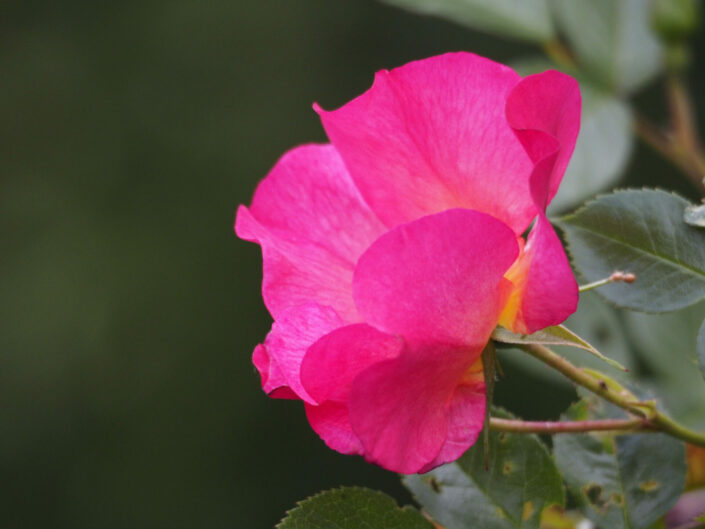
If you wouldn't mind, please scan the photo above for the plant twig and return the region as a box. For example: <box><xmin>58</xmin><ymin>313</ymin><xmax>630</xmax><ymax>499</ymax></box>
<box><xmin>490</xmin><ymin>417</ymin><xmax>652</xmax><ymax>434</ymax></box>
<box><xmin>542</xmin><ymin>40</ymin><xmax>576</xmax><ymax>69</ymax></box>
<box><xmin>517</xmin><ymin>343</ymin><xmax>705</xmax><ymax>447</ymax></box>
<box><xmin>634</xmin><ymin>76</ymin><xmax>705</xmax><ymax>194</ymax></box>
<box><xmin>667</xmin><ymin>74</ymin><xmax>705</xmax><ymax>181</ymax></box>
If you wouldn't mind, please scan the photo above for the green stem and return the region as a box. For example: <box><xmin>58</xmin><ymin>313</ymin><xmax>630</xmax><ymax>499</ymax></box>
<box><xmin>518</xmin><ymin>343</ymin><xmax>705</xmax><ymax>447</ymax></box>
<box><xmin>651</xmin><ymin>412</ymin><xmax>705</xmax><ymax>447</ymax></box>
<box><xmin>579</xmin><ymin>271</ymin><xmax>635</xmax><ymax>293</ymax></box>
<box><xmin>578</xmin><ymin>277</ymin><xmax>615</xmax><ymax>293</ymax></box>
<box><xmin>490</xmin><ymin>417</ymin><xmax>651</xmax><ymax>434</ymax></box>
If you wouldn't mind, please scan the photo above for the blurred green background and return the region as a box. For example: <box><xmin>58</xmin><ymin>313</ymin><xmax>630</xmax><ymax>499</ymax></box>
<box><xmin>1</xmin><ymin>1</ymin><xmax>704</xmax><ymax>527</ymax></box>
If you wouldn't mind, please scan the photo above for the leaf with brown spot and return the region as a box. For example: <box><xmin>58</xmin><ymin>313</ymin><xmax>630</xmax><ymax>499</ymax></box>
<box><xmin>638</xmin><ymin>480</ymin><xmax>660</xmax><ymax>492</ymax></box>
<box><xmin>554</xmin><ymin>396</ymin><xmax>686</xmax><ymax>529</ymax></box>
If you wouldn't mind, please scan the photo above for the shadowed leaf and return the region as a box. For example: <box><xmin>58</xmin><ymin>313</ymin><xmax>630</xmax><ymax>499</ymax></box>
<box><xmin>381</xmin><ymin>0</ymin><xmax>554</xmax><ymax>42</ymax></box>
<box><xmin>551</xmin><ymin>0</ymin><xmax>663</xmax><ymax>93</ymax></box>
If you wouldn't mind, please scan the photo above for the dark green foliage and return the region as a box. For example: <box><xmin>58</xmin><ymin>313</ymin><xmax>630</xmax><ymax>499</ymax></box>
<box><xmin>277</xmin><ymin>487</ymin><xmax>433</xmax><ymax>529</ymax></box>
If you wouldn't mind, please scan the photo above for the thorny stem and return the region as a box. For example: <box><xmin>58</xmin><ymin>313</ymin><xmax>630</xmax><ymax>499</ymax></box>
<box><xmin>490</xmin><ymin>417</ymin><xmax>652</xmax><ymax>434</ymax></box>
<box><xmin>515</xmin><ymin>343</ymin><xmax>705</xmax><ymax>447</ymax></box>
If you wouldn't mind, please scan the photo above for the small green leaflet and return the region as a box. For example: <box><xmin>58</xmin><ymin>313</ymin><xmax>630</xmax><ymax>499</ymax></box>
<box><xmin>491</xmin><ymin>324</ymin><xmax>627</xmax><ymax>371</ymax></box>
<box><xmin>277</xmin><ymin>487</ymin><xmax>434</xmax><ymax>529</ymax></box>
<box><xmin>497</xmin><ymin>292</ymin><xmax>634</xmax><ymax>388</ymax></box>
<box><xmin>404</xmin><ymin>409</ymin><xmax>564</xmax><ymax>529</ymax></box>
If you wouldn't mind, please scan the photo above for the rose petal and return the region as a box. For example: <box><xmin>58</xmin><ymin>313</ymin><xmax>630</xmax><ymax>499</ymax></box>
<box><xmin>506</xmin><ymin>69</ymin><xmax>581</xmax><ymax>210</ymax></box>
<box><xmin>304</xmin><ymin>402</ymin><xmax>363</xmax><ymax>455</ymax></box>
<box><xmin>301</xmin><ymin>324</ymin><xmax>402</xmax><ymax>403</ymax></box>
<box><xmin>418</xmin><ymin>369</ymin><xmax>485</xmax><ymax>473</ymax></box>
<box><xmin>236</xmin><ymin>144</ymin><xmax>385</xmax><ymax>321</ymax></box>
<box><xmin>510</xmin><ymin>215</ymin><xmax>579</xmax><ymax>333</ymax></box>
<box><xmin>253</xmin><ymin>302</ymin><xmax>343</xmax><ymax>404</ymax></box>
<box><xmin>252</xmin><ymin>345</ymin><xmax>297</xmax><ymax>400</ymax></box>
<box><xmin>353</xmin><ymin>208</ymin><xmax>518</xmax><ymax>346</ymax></box>
<box><xmin>317</xmin><ymin>52</ymin><xmax>536</xmax><ymax>234</ymax></box>
<box><xmin>501</xmin><ymin>70</ymin><xmax>581</xmax><ymax>332</ymax></box>
<box><xmin>349</xmin><ymin>342</ymin><xmax>482</xmax><ymax>474</ymax></box>
<box><xmin>300</xmin><ymin>324</ymin><xmax>402</xmax><ymax>455</ymax></box>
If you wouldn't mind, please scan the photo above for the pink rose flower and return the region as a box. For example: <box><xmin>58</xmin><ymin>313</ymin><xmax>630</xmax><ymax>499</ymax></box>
<box><xmin>236</xmin><ymin>52</ymin><xmax>580</xmax><ymax>474</ymax></box>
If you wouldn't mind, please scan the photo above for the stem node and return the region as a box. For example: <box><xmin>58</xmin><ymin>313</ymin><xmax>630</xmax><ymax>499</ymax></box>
<box><xmin>516</xmin><ymin>343</ymin><xmax>705</xmax><ymax>446</ymax></box>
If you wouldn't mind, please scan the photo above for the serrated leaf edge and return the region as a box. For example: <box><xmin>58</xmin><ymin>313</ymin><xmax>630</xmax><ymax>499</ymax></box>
<box><xmin>556</xmin><ymin>187</ymin><xmax>705</xmax><ymax>314</ymax></box>
<box><xmin>276</xmin><ymin>486</ymin><xmax>415</xmax><ymax>529</ymax></box>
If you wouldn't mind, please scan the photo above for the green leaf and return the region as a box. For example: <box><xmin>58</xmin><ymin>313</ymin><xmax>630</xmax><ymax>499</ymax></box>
<box><xmin>624</xmin><ymin>303</ymin><xmax>705</xmax><ymax>428</ymax></box>
<box><xmin>404</xmin><ymin>410</ymin><xmax>564</xmax><ymax>529</ymax></box>
<box><xmin>560</xmin><ymin>189</ymin><xmax>705</xmax><ymax>313</ymax></box>
<box><xmin>685</xmin><ymin>203</ymin><xmax>705</xmax><ymax>228</ymax></box>
<box><xmin>513</xmin><ymin>57</ymin><xmax>633</xmax><ymax>211</ymax></box>
<box><xmin>381</xmin><ymin>0</ymin><xmax>554</xmax><ymax>42</ymax></box>
<box><xmin>554</xmin><ymin>398</ymin><xmax>686</xmax><ymax>529</ymax></box>
<box><xmin>551</xmin><ymin>0</ymin><xmax>664</xmax><ymax>94</ymax></box>
<box><xmin>277</xmin><ymin>487</ymin><xmax>434</xmax><ymax>529</ymax></box>
<box><xmin>492</xmin><ymin>323</ymin><xmax>626</xmax><ymax>371</ymax></box>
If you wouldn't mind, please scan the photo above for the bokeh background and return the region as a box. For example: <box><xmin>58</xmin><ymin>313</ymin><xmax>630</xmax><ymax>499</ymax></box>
<box><xmin>2</xmin><ymin>1</ymin><xmax>704</xmax><ymax>527</ymax></box>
